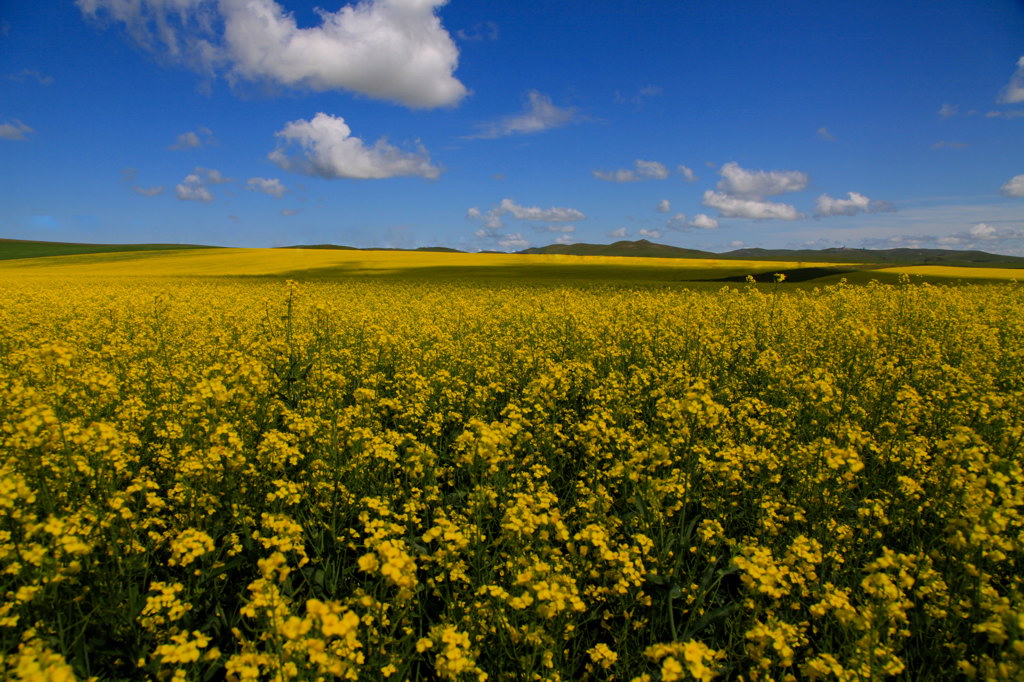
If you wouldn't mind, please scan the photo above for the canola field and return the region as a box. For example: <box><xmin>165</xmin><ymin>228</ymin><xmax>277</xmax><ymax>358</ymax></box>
<box><xmin>1</xmin><ymin>256</ymin><xmax>1023</xmax><ymax>680</ymax></box>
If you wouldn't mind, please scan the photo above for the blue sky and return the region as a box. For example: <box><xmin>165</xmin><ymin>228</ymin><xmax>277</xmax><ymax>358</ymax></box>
<box><xmin>2</xmin><ymin>0</ymin><xmax>1023</xmax><ymax>253</ymax></box>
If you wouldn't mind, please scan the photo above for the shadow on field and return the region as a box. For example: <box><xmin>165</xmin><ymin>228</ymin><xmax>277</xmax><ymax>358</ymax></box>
<box><xmin>694</xmin><ymin>266</ymin><xmax>862</xmax><ymax>283</ymax></box>
<box><xmin>252</xmin><ymin>262</ymin><xmax>1017</xmax><ymax>289</ymax></box>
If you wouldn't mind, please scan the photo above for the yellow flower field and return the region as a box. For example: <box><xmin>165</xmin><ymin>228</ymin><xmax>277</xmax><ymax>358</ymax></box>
<box><xmin>0</xmin><ymin>260</ymin><xmax>1022</xmax><ymax>680</ymax></box>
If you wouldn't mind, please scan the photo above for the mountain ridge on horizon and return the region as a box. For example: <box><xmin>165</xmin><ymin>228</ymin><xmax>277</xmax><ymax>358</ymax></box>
<box><xmin>3</xmin><ymin>236</ymin><xmax>1023</xmax><ymax>268</ymax></box>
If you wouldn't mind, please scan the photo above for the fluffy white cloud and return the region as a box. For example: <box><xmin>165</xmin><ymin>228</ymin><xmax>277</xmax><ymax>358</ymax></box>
<box><xmin>608</xmin><ymin>227</ymin><xmax>628</xmax><ymax>239</ymax></box>
<box><xmin>132</xmin><ymin>185</ymin><xmax>165</xmax><ymax>197</ymax></box>
<box><xmin>939</xmin><ymin>103</ymin><xmax>959</xmax><ymax>118</ymax></box>
<box><xmin>689</xmin><ymin>213</ymin><xmax>719</xmax><ymax>230</ymax></box>
<box><xmin>469</xmin><ymin>91</ymin><xmax>579</xmax><ymax>139</ymax></box>
<box><xmin>78</xmin><ymin>0</ymin><xmax>466</xmax><ymax>108</ymax></box>
<box><xmin>469</xmin><ymin>198</ymin><xmax>584</xmax><ymax>229</ymax></box>
<box><xmin>970</xmin><ymin>223</ymin><xmax>998</xmax><ymax>239</ymax></box>
<box><xmin>815</xmin><ymin>192</ymin><xmax>896</xmax><ymax>217</ymax></box>
<box><xmin>247</xmin><ymin>177</ymin><xmax>287</xmax><ymax>198</ymax></box>
<box><xmin>594</xmin><ymin>159</ymin><xmax>669</xmax><ymax>182</ymax></box>
<box><xmin>815</xmin><ymin>192</ymin><xmax>871</xmax><ymax>216</ymax></box>
<box><xmin>638</xmin><ymin>228</ymin><xmax>661</xmax><ymax>239</ymax></box>
<box><xmin>1001</xmin><ymin>174</ymin><xmax>1024</xmax><ymax>197</ymax></box>
<box><xmin>998</xmin><ymin>56</ymin><xmax>1024</xmax><ymax>104</ymax></box>
<box><xmin>817</xmin><ymin>126</ymin><xmax>835</xmax><ymax>141</ymax></box>
<box><xmin>176</xmin><ymin>183</ymin><xmax>214</xmax><ymax>203</ymax></box>
<box><xmin>666</xmin><ymin>212</ymin><xmax>719</xmax><ymax>231</ymax></box>
<box><xmin>553</xmin><ymin>234</ymin><xmax>574</xmax><ymax>245</ymax></box>
<box><xmin>175</xmin><ymin>166</ymin><xmax>231</xmax><ymax>202</ymax></box>
<box><xmin>678</xmin><ymin>164</ymin><xmax>697</xmax><ymax>182</ymax></box>
<box><xmin>656</xmin><ymin>199</ymin><xmax>671</xmax><ymax>213</ymax></box>
<box><xmin>269</xmin><ymin>113</ymin><xmax>441</xmax><ymax>180</ymax></box>
<box><xmin>0</xmin><ymin>119</ymin><xmax>32</xmax><ymax>140</ymax></box>
<box><xmin>702</xmin><ymin>190</ymin><xmax>803</xmax><ymax>220</ymax></box>
<box><xmin>716</xmin><ymin>161</ymin><xmax>808</xmax><ymax>198</ymax></box>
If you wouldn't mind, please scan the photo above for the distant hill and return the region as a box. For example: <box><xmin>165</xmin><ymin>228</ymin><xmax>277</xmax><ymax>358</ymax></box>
<box><xmin>519</xmin><ymin>239</ymin><xmax>716</xmax><ymax>259</ymax></box>
<box><xmin>0</xmin><ymin>238</ymin><xmax>213</xmax><ymax>261</ymax></box>
<box><xmin>721</xmin><ymin>246</ymin><xmax>1024</xmax><ymax>268</ymax></box>
<box><xmin>278</xmin><ymin>244</ymin><xmax>358</xmax><ymax>250</ymax></box>
<box><xmin>519</xmin><ymin>240</ymin><xmax>1024</xmax><ymax>268</ymax></box>
<box><xmin>278</xmin><ymin>244</ymin><xmax>464</xmax><ymax>253</ymax></box>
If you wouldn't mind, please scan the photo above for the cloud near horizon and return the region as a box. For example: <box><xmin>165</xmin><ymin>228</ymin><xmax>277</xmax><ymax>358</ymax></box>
<box><xmin>716</xmin><ymin>161</ymin><xmax>808</xmax><ymax>198</ymax></box>
<box><xmin>700</xmin><ymin>162</ymin><xmax>807</xmax><ymax>220</ymax></box>
<box><xmin>77</xmin><ymin>0</ymin><xmax>467</xmax><ymax>108</ymax></box>
<box><xmin>270</xmin><ymin>113</ymin><xmax>441</xmax><ymax>180</ymax></box>
<box><xmin>815</xmin><ymin>192</ymin><xmax>895</xmax><ymax>217</ymax></box>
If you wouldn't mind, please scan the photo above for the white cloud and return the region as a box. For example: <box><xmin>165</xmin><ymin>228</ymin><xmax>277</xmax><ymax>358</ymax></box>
<box><xmin>702</xmin><ymin>190</ymin><xmax>804</xmax><ymax>220</ymax></box>
<box><xmin>175</xmin><ymin>166</ymin><xmax>231</xmax><ymax>202</ymax></box>
<box><xmin>638</xmin><ymin>228</ymin><xmax>661</xmax><ymax>239</ymax></box>
<box><xmin>553</xmin><ymin>234</ymin><xmax>574</xmax><ymax>245</ymax></box>
<box><xmin>666</xmin><ymin>213</ymin><xmax>687</xmax><ymax>230</ymax></box>
<box><xmin>499</xmin><ymin>198</ymin><xmax>583</xmax><ymax>222</ymax></box>
<box><xmin>467</xmin><ymin>207</ymin><xmax>502</xmax><ymax>229</ymax></box>
<box><xmin>678</xmin><ymin>164</ymin><xmax>697</xmax><ymax>182</ymax></box>
<box><xmin>468</xmin><ymin>198</ymin><xmax>584</xmax><ymax>229</ymax></box>
<box><xmin>997</xmin><ymin>56</ymin><xmax>1024</xmax><ymax>104</ymax></box>
<box><xmin>498</xmin><ymin>232</ymin><xmax>530</xmax><ymax>250</ymax></box>
<box><xmin>716</xmin><ymin>161</ymin><xmax>808</xmax><ymax>198</ymax></box>
<box><xmin>594</xmin><ymin>159</ymin><xmax>669</xmax><ymax>182</ymax></box>
<box><xmin>176</xmin><ymin>183</ymin><xmax>214</xmax><ymax>203</ymax></box>
<box><xmin>169</xmin><ymin>126</ymin><xmax>215</xmax><ymax>150</ymax></box>
<box><xmin>247</xmin><ymin>177</ymin><xmax>287</xmax><ymax>198</ymax></box>
<box><xmin>456</xmin><ymin>21</ymin><xmax>498</xmax><ymax>42</ymax></box>
<box><xmin>1001</xmin><ymin>174</ymin><xmax>1024</xmax><ymax>197</ymax></box>
<box><xmin>132</xmin><ymin>185</ymin><xmax>165</xmax><ymax>197</ymax></box>
<box><xmin>817</xmin><ymin>126</ymin><xmax>835</xmax><ymax>141</ymax></box>
<box><xmin>655</xmin><ymin>199</ymin><xmax>671</xmax><ymax>213</ymax></box>
<box><xmin>0</xmin><ymin>119</ymin><xmax>32</xmax><ymax>140</ymax></box>
<box><xmin>78</xmin><ymin>0</ymin><xmax>466</xmax><ymax>108</ymax></box>
<box><xmin>469</xmin><ymin>90</ymin><xmax>579</xmax><ymax>139</ymax></box>
<box><xmin>986</xmin><ymin>110</ymin><xmax>1024</xmax><ymax>119</ymax></box>
<box><xmin>931</xmin><ymin>140</ymin><xmax>968</xmax><ymax>150</ymax></box>
<box><xmin>814</xmin><ymin>192</ymin><xmax>874</xmax><ymax>216</ymax></box>
<box><xmin>608</xmin><ymin>227</ymin><xmax>628</xmax><ymax>239</ymax></box>
<box><xmin>281</xmin><ymin>208</ymin><xmax>301</xmax><ymax>216</ymax></box>
<box><xmin>969</xmin><ymin>223</ymin><xmax>998</xmax><ymax>239</ymax></box>
<box><xmin>269</xmin><ymin>112</ymin><xmax>440</xmax><ymax>180</ymax></box>
<box><xmin>939</xmin><ymin>103</ymin><xmax>959</xmax><ymax>118</ymax></box>
<box><xmin>545</xmin><ymin>223</ymin><xmax>575</xmax><ymax>233</ymax></box>
<box><xmin>666</xmin><ymin>211</ymin><xmax>719</xmax><ymax>231</ymax></box>
<box><xmin>689</xmin><ymin>213</ymin><xmax>719</xmax><ymax>230</ymax></box>
<box><xmin>171</xmin><ymin>131</ymin><xmax>202</xmax><ymax>150</ymax></box>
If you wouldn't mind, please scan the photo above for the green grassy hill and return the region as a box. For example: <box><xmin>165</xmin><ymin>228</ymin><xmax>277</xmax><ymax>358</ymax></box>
<box><xmin>0</xmin><ymin>238</ymin><xmax>213</xmax><ymax>261</ymax></box>
<box><xmin>519</xmin><ymin>239</ymin><xmax>716</xmax><ymax>259</ymax></box>
<box><xmin>722</xmin><ymin>246</ymin><xmax>1024</xmax><ymax>268</ymax></box>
